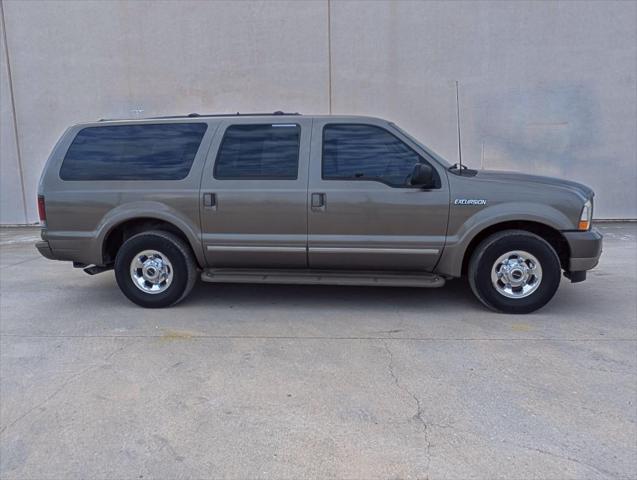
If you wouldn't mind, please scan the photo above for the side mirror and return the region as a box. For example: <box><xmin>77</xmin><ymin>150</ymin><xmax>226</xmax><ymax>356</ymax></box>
<box><xmin>410</xmin><ymin>163</ymin><xmax>435</xmax><ymax>188</ymax></box>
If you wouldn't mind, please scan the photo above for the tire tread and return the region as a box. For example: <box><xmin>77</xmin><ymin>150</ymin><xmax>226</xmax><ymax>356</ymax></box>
<box><xmin>468</xmin><ymin>229</ymin><xmax>561</xmax><ymax>314</ymax></box>
<box><xmin>114</xmin><ymin>230</ymin><xmax>198</xmax><ymax>308</ymax></box>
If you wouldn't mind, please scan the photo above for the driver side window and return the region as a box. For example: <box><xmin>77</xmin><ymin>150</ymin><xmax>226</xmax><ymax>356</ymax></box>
<box><xmin>322</xmin><ymin>124</ymin><xmax>424</xmax><ymax>187</ymax></box>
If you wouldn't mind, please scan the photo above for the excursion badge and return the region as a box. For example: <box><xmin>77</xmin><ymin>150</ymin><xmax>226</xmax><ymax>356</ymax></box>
<box><xmin>454</xmin><ymin>199</ymin><xmax>487</xmax><ymax>205</ymax></box>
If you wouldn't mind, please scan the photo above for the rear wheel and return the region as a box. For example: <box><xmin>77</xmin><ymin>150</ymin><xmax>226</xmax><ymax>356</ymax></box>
<box><xmin>468</xmin><ymin>230</ymin><xmax>561</xmax><ymax>314</ymax></box>
<box><xmin>114</xmin><ymin>230</ymin><xmax>197</xmax><ymax>308</ymax></box>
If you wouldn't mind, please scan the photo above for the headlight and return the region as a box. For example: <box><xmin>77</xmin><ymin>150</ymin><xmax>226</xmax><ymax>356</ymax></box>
<box><xmin>579</xmin><ymin>199</ymin><xmax>592</xmax><ymax>231</ymax></box>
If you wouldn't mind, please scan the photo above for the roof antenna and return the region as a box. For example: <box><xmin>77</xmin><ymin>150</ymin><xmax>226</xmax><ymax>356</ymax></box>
<box><xmin>455</xmin><ymin>80</ymin><xmax>463</xmax><ymax>171</ymax></box>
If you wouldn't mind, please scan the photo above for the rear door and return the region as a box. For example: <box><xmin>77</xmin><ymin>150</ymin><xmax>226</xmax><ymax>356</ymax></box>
<box><xmin>200</xmin><ymin>117</ymin><xmax>312</xmax><ymax>268</ymax></box>
<box><xmin>307</xmin><ymin>118</ymin><xmax>449</xmax><ymax>271</ymax></box>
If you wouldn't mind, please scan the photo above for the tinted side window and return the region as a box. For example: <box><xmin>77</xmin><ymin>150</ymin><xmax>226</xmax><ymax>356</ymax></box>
<box><xmin>60</xmin><ymin>123</ymin><xmax>207</xmax><ymax>181</ymax></box>
<box><xmin>214</xmin><ymin>124</ymin><xmax>300</xmax><ymax>180</ymax></box>
<box><xmin>323</xmin><ymin>124</ymin><xmax>424</xmax><ymax>187</ymax></box>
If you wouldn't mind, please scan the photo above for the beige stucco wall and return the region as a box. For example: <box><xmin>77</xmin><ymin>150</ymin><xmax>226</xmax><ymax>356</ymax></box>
<box><xmin>1</xmin><ymin>0</ymin><xmax>635</xmax><ymax>223</ymax></box>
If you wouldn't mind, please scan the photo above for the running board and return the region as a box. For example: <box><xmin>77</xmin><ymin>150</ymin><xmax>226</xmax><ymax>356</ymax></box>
<box><xmin>201</xmin><ymin>268</ymin><xmax>445</xmax><ymax>288</ymax></box>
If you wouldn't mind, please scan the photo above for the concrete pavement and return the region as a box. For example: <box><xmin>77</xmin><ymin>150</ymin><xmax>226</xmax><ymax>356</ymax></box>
<box><xmin>1</xmin><ymin>223</ymin><xmax>635</xmax><ymax>479</ymax></box>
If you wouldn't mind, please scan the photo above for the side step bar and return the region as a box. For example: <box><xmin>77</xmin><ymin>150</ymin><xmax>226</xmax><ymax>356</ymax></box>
<box><xmin>201</xmin><ymin>268</ymin><xmax>445</xmax><ymax>288</ymax></box>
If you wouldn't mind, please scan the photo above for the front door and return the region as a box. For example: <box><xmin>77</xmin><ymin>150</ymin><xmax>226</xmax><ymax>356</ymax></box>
<box><xmin>307</xmin><ymin>119</ymin><xmax>449</xmax><ymax>271</ymax></box>
<box><xmin>200</xmin><ymin>118</ymin><xmax>311</xmax><ymax>268</ymax></box>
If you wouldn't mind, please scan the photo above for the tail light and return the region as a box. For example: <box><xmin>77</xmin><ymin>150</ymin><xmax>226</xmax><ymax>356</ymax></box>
<box><xmin>37</xmin><ymin>195</ymin><xmax>46</xmax><ymax>223</ymax></box>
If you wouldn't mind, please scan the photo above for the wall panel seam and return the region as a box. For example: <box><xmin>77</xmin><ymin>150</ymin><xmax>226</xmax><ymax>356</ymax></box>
<box><xmin>327</xmin><ymin>0</ymin><xmax>332</xmax><ymax>114</ymax></box>
<box><xmin>0</xmin><ymin>0</ymin><xmax>28</xmax><ymax>224</ymax></box>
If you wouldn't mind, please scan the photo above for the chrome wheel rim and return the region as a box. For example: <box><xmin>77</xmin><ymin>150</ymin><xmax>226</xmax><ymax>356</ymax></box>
<box><xmin>129</xmin><ymin>249</ymin><xmax>174</xmax><ymax>294</ymax></box>
<box><xmin>491</xmin><ymin>250</ymin><xmax>542</xmax><ymax>299</ymax></box>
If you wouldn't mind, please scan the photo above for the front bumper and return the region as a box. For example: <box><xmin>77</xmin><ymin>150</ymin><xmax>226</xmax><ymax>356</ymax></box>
<box><xmin>563</xmin><ymin>227</ymin><xmax>603</xmax><ymax>272</ymax></box>
<box><xmin>35</xmin><ymin>240</ymin><xmax>56</xmax><ymax>260</ymax></box>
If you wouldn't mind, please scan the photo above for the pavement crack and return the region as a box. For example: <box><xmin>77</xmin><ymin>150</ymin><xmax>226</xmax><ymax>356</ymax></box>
<box><xmin>152</xmin><ymin>434</ymin><xmax>185</xmax><ymax>462</ymax></box>
<box><xmin>4</xmin><ymin>333</ymin><xmax>634</xmax><ymax>341</ymax></box>
<box><xmin>504</xmin><ymin>440</ymin><xmax>619</xmax><ymax>479</ymax></box>
<box><xmin>0</xmin><ymin>341</ymin><xmax>133</xmax><ymax>435</ymax></box>
<box><xmin>382</xmin><ymin>339</ymin><xmax>432</xmax><ymax>472</ymax></box>
<box><xmin>0</xmin><ymin>256</ymin><xmax>41</xmax><ymax>269</ymax></box>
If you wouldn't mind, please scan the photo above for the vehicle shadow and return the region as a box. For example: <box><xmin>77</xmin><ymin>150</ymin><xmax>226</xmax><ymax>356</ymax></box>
<box><xmin>181</xmin><ymin>275</ymin><xmax>603</xmax><ymax>319</ymax></box>
<box><xmin>53</xmin><ymin>268</ymin><xmax>605</xmax><ymax>320</ymax></box>
<box><xmin>184</xmin><ymin>277</ymin><xmax>479</xmax><ymax>312</ymax></box>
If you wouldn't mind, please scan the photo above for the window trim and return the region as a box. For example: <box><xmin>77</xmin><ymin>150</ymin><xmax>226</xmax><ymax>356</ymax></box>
<box><xmin>59</xmin><ymin>122</ymin><xmax>208</xmax><ymax>182</ymax></box>
<box><xmin>213</xmin><ymin>123</ymin><xmax>301</xmax><ymax>181</ymax></box>
<box><xmin>321</xmin><ymin>123</ymin><xmax>441</xmax><ymax>189</ymax></box>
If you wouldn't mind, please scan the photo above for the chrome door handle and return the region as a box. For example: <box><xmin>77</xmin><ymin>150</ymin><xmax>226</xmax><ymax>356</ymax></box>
<box><xmin>203</xmin><ymin>193</ymin><xmax>217</xmax><ymax>210</ymax></box>
<box><xmin>311</xmin><ymin>193</ymin><xmax>326</xmax><ymax>211</ymax></box>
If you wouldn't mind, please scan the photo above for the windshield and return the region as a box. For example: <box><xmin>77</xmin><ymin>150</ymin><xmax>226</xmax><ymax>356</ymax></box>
<box><xmin>389</xmin><ymin>122</ymin><xmax>452</xmax><ymax>168</ymax></box>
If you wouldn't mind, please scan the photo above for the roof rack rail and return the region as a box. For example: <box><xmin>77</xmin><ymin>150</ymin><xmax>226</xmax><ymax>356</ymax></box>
<box><xmin>98</xmin><ymin>111</ymin><xmax>301</xmax><ymax>122</ymax></box>
<box><xmin>172</xmin><ymin>111</ymin><xmax>301</xmax><ymax>119</ymax></box>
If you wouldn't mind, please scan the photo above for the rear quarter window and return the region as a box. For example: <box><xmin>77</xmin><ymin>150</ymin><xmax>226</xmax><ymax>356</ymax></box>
<box><xmin>60</xmin><ymin>123</ymin><xmax>207</xmax><ymax>181</ymax></box>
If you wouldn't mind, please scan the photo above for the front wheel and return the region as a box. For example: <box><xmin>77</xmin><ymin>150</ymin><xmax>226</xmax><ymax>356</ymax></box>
<box><xmin>114</xmin><ymin>230</ymin><xmax>197</xmax><ymax>308</ymax></box>
<box><xmin>468</xmin><ymin>230</ymin><xmax>561</xmax><ymax>314</ymax></box>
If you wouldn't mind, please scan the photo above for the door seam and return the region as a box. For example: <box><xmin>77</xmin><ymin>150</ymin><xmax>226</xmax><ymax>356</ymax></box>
<box><xmin>197</xmin><ymin>122</ymin><xmax>222</xmax><ymax>265</ymax></box>
<box><xmin>305</xmin><ymin>118</ymin><xmax>315</xmax><ymax>267</ymax></box>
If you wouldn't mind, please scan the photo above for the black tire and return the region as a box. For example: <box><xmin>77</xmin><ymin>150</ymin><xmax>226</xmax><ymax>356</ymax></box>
<box><xmin>114</xmin><ymin>230</ymin><xmax>198</xmax><ymax>308</ymax></box>
<box><xmin>468</xmin><ymin>230</ymin><xmax>561</xmax><ymax>314</ymax></box>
